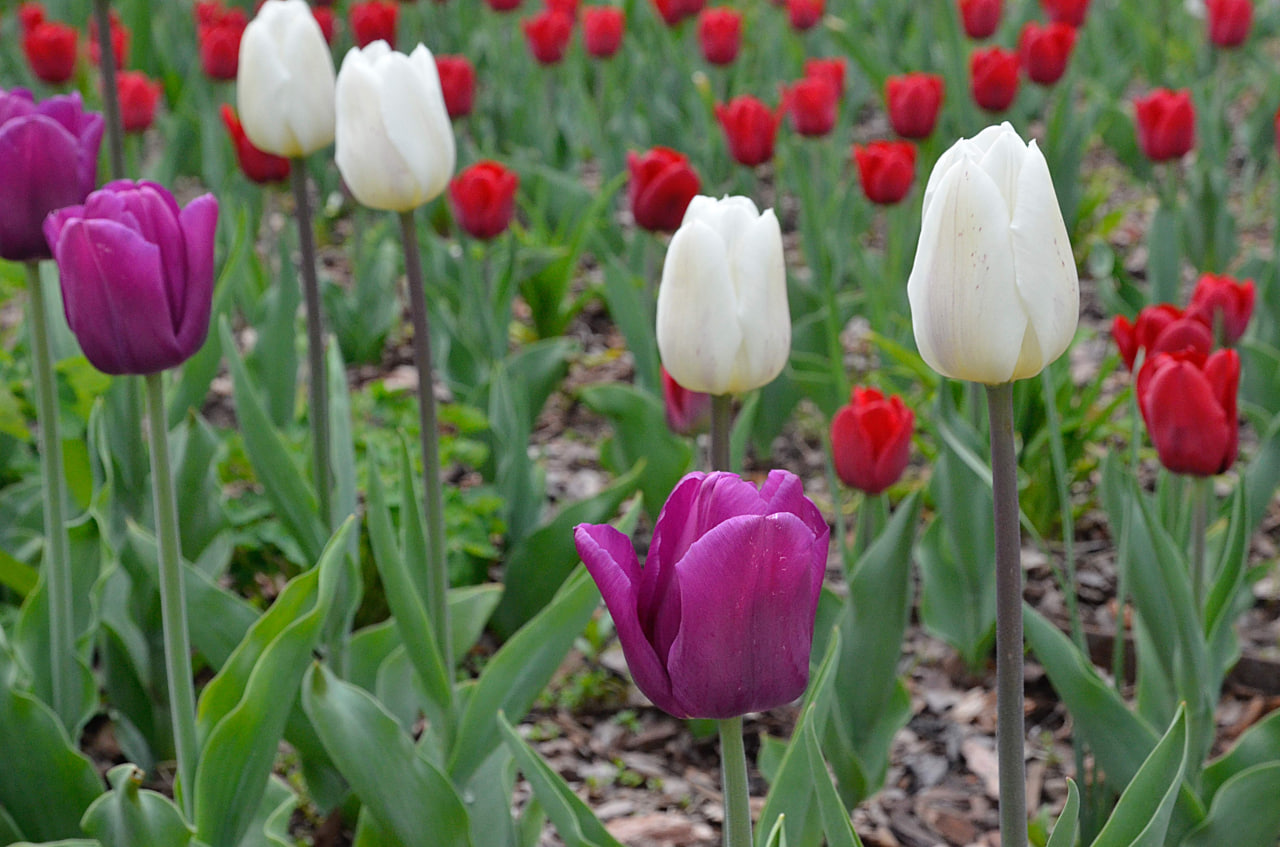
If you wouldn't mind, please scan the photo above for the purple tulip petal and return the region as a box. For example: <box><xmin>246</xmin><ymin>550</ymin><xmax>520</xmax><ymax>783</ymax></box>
<box><xmin>647</xmin><ymin>471</ymin><xmax>769</xmax><ymax>574</ymax></box>
<box><xmin>665</xmin><ymin>512</ymin><xmax>826</xmax><ymax>718</ymax></box>
<box><xmin>758</xmin><ymin>469</ymin><xmax>829</xmax><ymax>539</ymax></box>
<box><xmin>175</xmin><ymin>194</ymin><xmax>218</xmax><ymax>355</ymax></box>
<box><xmin>0</xmin><ymin>115</ymin><xmax>83</xmax><ymax>261</ymax></box>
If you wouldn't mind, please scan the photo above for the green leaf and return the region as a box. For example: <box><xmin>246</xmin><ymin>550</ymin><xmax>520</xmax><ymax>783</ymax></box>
<box><xmin>800</xmin><ymin>717</ymin><xmax>863</xmax><ymax>847</ymax></box>
<box><xmin>0</xmin><ymin>546</ymin><xmax>37</xmax><ymax>596</ymax></box>
<box><xmin>449</xmin><ymin>584</ymin><xmax>503</xmax><ymax>657</ymax></box>
<box><xmin>1201</xmin><ymin>706</ymin><xmax>1280</xmax><ymax>802</ymax></box>
<box><xmin>82</xmin><ymin>764</ymin><xmax>194</xmax><ymax>847</ymax></box>
<box><xmin>1091</xmin><ymin>706</ymin><xmax>1188</xmax><ymax>847</ymax></box>
<box><xmin>1044</xmin><ymin>778</ymin><xmax>1079</xmax><ymax>847</ymax></box>
<box><xmin>1180</xmin><ymin>762</ymin><xmax>1280</xmax><ymax>847</ymax></box>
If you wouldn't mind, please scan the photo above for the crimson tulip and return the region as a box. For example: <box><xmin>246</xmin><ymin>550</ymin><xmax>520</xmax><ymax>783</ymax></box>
<box><xmin>1137</xmin><ymin>349</ymin><xmax>1239</xmax><ymax>476</ymax></box>
<box><xmin>852</xmin><ymin>140</ymin><xmax>916</xmax><ymax>205</ymax></box>
<box><xmin>715</xmin><ymin>95</ymin><xmax>780</xmax><ymax>167</ymax></box>
<box><xmin>18</xmin><ymin>2</ymin><xmax>45</xmax><ymax>33</ymax></box>
<box><xmin>1206</xmin><ymin>0</ymin><xmax>1251</xmax><ymax>47</ymax></box>
<box><xmin>787</xmin><ymin>0</ymin><xmax>824</xmax><ymax>31</ymax></box>
<box><xmin>1188</xmin><ymin>273</ymin><xmax>1254</xmax><ymax>345</ymax></box>
<box><xmin>523</xmin><ymin>9</ymin><xmax>574</xmax><ymax>64</ymax></box>
<box><xmin>885</xmin><ymin>72</ymin><xmax>943</xmax><ymax>139</ymax></box>
<box><xmin>1041</xmin><ymin>0</ymin><xmax>1089</xmax><ymax>27</ymax></box>
<box><xmin>830</xmin><ymin>387</ymin><xmax>914</xmax><ymax>494</ymax></box>
<box><xmin>696</xmin><ymin>7</ymin><xmax>742</xmax><ymax>66</ymax></box>
<box><xmin>350</xmin><ymin>0</ymin><xmax>398</xmax><ymax>48</ymax></box>
<box><xmin>804</xmin><ymin>57</ymin><xmax>846</xmax><ymax>99</ymax></box>
<box><xmin>969</xmin><ymin>46</ymin><xmax>1019</xmax><ymax>112</ymax></box>
<box><xmin>117</xmin><ymin>71</ymin><xmax>162</xmax><ymax>133</ymax></box>
<box><xmin>782</xmin><ymin>75</ymin><xmax>838</xmax><ymax>137</ymax></box>
<box><xmin>449</xmin><ymin>160</ymin><xmax>520</xmax><ymax>240</ymax></box>
<box><xmin>23</xmin><ymin>20</ymin><xmax>77</xmax><ymax>84</ymax></box>
<box><xmin>88</xmin><ymin>9</ymin><xmax>129</xmax><ymax>69</ymax></box>
<box><xmin>435</xmin><ymin>55</ymin><xmax>476</xmax><ymax>119</ymax></box>
<box><xmin>486</xmin><ymin>0</ymin><xmax>522</xmax><ymax>11</ymax></box>
<box><xmin>652</xmin><ymin>0</ymin><xmax>705</xmax><ymax>26</ymax></box>
<box><xmin>1111</xmin><ymin>304</ymin><xmax>1212</xmax><ymax>371</ymax></box>
<box><xmin>661</xmin><ymin>366</ymin><xmax>711</xmax><ymax>435</ymax></box>
<box><xmin>626</xmin><ymin>146</ymin><xmax>700</xmax><ymax>232</ymax></box>
<box><xmin>1134</xmin><ymin>88</ymin><xmax>1195</xmax><ymax>162</ymax></box>
<box><xmin>196</xmin><ymin>4</ymin><xmax>247</xmax><ymax>81</ymax></box>
<box><xmin>1018</xmin><ymin>21</ymin><xmax>1076</xmax><ymax>85</ymax></box>
<box><xmin>312</xmin><ymin>7</ymin><xmax>337</xmax><ymax>43</ymax></box>
<box><xmin>958</xmin><ymin>0</ymin><xmax>1001</xmax><ymax>39</ymax></box>
<box><xmin>582</xmin><ymin>6</ymin><xmax>625</xmax><ymax>57</ymax></box>
<box><xmin>221</xmin><ymin>104</ymin><xmax>291</xmax><ymax>184</ymax></box>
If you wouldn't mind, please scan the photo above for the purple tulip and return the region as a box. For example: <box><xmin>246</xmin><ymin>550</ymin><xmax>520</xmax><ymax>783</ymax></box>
<box><xmin>43</xmin><ymin>180</ymin><xmax>219</xmax><ymax>376</ymax></box>
<box><xmin>574</xmin><ymin>470</ymin><xmax>829</xmax><ymax>719</ymax></box>
<box><xmin>0</xmin><ymin>88</ymin><xmax>104</xmax><ymax>262</ymax></box>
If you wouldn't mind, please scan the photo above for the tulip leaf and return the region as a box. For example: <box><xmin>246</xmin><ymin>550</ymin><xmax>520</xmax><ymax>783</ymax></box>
<box><xmin>82</xmin><ymin>764</ymin><xmax>194</xmax><ymax>847</ymax></box>
<box><xmin>1044</xmin><ymin>778</ymin><xmax>1079</xmax><ymax>847</ymax></box>
<box><xmin>1091</xmin><ymin>706</ymin><xmax>1188</xmax><ymax>847</ymax></box>
<box><xmin>0</xmin><ymin>547</ymin><xmax>37</xmax><ymax>597</ymax></box>
<box><xmin>1201</xmin><ymin>706</ymin><xmax>1280</xmax><ymax>802</ymax></box>
<box><xmin>1180</xmin><ymin>762</ymin><xmax>1280</xmax><ymax>847</ymax></box>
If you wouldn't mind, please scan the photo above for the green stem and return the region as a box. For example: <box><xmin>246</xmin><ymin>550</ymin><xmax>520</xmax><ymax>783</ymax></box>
<box><xmin>853</xmin><ymin>492</ymin><xmax>888</xmax><ymax>564</ymax></box>
<box><xmin>400</xmin><ymin>210</ymin><xmax>453</xmax><ymax>676</ymax></box>
<box><xmin>1191</xmin><ymin>476</ymin><xmax>1210</xmax><ymax>617</ymax></box>
<box><xmin>290</xmin><ymin>160</ymin><xmax>332</xmax><ymax>528</ymax></box>
<box><xmin>710</xmin><ymin>394</ymin><xmax>732</xmax><ymax>472</ymax></box>
<box><xmin>93</xmin><ymin>0</ymin><xmax>126</xmax><ymax>180</ymax></box>
<box><xmin>985</xmin><ymin>382</ymin><xmax>1027</xmax><ymax>847</ymax></box>
<box><xmin>717</xmin><ymin>716</ymin><xmax>752</xmax><ymax>847</ymax></box>
<box><xmin>145</xmin><ymin>372</ymin><xmax>198</xmax><ymax>820</ymax></box>
<box><xmin>26</xmin><ymin>261</ymin><xmax>77</xmax><ymax>728</ymax></box>
<box><xmin>819</xmin><ymin>426</ymin><xmax>850</xmax><ymax>573</ymax></box>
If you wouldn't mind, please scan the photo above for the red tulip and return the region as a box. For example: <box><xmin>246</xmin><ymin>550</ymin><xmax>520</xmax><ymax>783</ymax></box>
<box><xmin>1137</xmin><ymin>348</ymin><xmax>1239</xmax><ymax>476</ymax></box>
<box><xmin>661</xmin><ymin>366</ymin><xmax>711</xmax><ymax>435</ymax></box>
<box><xmin>958</xmin><ymin>0</ymin><xmax>1001</xmax><ymax>39</ymax></box>
<box><xmin>1206</xmin><ymin>0</ymin><xmax>1252</xmax><ymax>47</ymax></box>
<box><xmin>23</xmin><ymin>21</ymin><xmax>78</xmax><ymax>84</ymax></box>
<box><xmin>1111</xmin><ymin>304</ymin><xmax>1212</xmax><ymax>371</ymax></box>
<box><xmin>1188</xmin><ymin>273</ymin><xmax>1255</xmax><ymax>345</ymax></box>
<box><xmin>88</xmin><ymin>9</ymin><xmax>129</xmax><ymax>69</ymax></box>
<box><xmin>781</xmin><ymin>75</ymin><xmax>838</xmax><ymax>137</ymax></box>
<box><xmin>652</xmin><ymin>0</ymin><xmax>703</xmax><ymax>26</ymax></box>
<box><xmin>312</xmin><ymin>6</ymin><xmax>337</xmax><ymax>43</ymax></box>
<box><xmin>787</xmin><ymin>0</ymin><xmax>824</xmax><ymax>31</ymax></box>
<box><xmin>626</xmin><ymin>146</ymin><xmax>700</xmax><ymax>232</ymax></box>
<box><xmin>715</xmin><ymin>95</ymin><xmax>781</xmax><ymax>167</ymax></box>
<box><xmin>1041</xmin><ymin>0</ymin><xmax>1089</xmax><ymax>27</ymax></box>
<box><xmin>117</xmin><ymin>71</ymin><xmax>162</xmax><ymax>133</ymax></box>
<box><xmin>449</xmin><ymin>160</ymin><xmax>520</xmax><ymax>240</ymax></box>
<box><xmin>196</xmin><ymin>4</ymin><xmax>247</xmax><ymax>81</ymax></box>
<box><xmin>830</xmin><ymin>387</ymin><xmax>914</xmax><ymax>495</ymax></box>
<box><xmin>18</xmin><ymin>2</ymin><xmax>45</xmax><ymax>33</ymax></box>
<box><xmin>221</xmin><ymin>104</ymin><xmax>291</xmax><ymax>184</ymax></box>
<box><xmin>350</xmin><ymin>0</ymin><xmax>398</xmax><ymax>48</ymax></box>
<box><xmin>697</xmin><ymin>8</ymin><xmax>742</xmax><ymax>65</ymax></box>
<box><xmin>435</xmin><ymin>55</ymin><xmax>476</xmax><ymax>119</ymax></box>
<box><xmin>523</xmin><ymin>9</ymin><xmax>574</xmax><ymax>64</ymax></box>
<box><xmin>852</xmin><ymin>140</ymin><xmax>916</xmax><ymax>205</ymax></box>
<box><xmin>969</xmin><ymin>46</ymin><xmax>1019</xmax><ymax>112</ymax></box>
<box><xmin>582</xmin><ymin>6</ymin><xmax>625</xmax><ymax>57</ymax></box>
<box><xmin>1134</xmin><ymin>88</ymin><xmax>1195</xmax><ymax>162</ymax></box>
<box><xmin>547</xmin><ymin>0</ymin><xmax>580</xmax><ymax>16</ymax></box>
<box><xmin>804</xmin><ymin>57</ymin><xmax>846</xmax><ymax>99</ymax></box>
<box><xmin>486</xmin><ymin>0</ymin><xmax>522</xmax><ymax>11</ymax></box>
<box><xmin>1018</xmin><ymin>21</ymin><xmax>1076</xmax><ymax>85</ymax></box>
<box><xmin>885</xmin><ymin>72</ymin><xmax>943</xmax><ymax>139</ymax></box>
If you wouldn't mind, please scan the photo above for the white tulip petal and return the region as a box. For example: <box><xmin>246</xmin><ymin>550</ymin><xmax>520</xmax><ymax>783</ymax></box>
<box><xmin>335</xmin><ymin>53</ymin><xmax>402</xmax><ymax>210</ymax></box>
<box><xmin>279</xmin><ymin>10</ymin><xmax>335</xmax><ymax>154</ymax></box>
<box><xmin>977</xmin><ymin>127</ymin><xmax>1025</xmax><ymax>211</ymax></box>
<box><xmin>727</xmin><ymin>209</ymin><xmax>789</xmax><ymax>392</ymax></box>
<box><xmin>680</xmin><ymin>195</ymin><xmax>720</xmax><ymax>228</ymax></box>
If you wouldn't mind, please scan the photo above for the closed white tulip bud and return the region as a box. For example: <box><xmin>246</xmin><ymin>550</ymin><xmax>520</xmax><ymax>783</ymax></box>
<box><xmin>335</xmin><ymin>42</ymin><xmax>456</xmax><ymax>213</ymax></box>
<box><xmin>237</xmin><ymin>0</ymin><xmax>336</xmax><ymax>158</ymax></box>
<box><xmin>656</xmin><ymin>195</ymin><xmax>790</xmax><ymax>395</ymax></box>
<box><xmin>907</xmin><ymin>122</ymin><xmax>1079</xmax><ymax>384</ymax></box>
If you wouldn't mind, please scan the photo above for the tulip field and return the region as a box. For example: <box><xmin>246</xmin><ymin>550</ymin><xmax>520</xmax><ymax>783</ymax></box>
<box><xmin>3</xmin><ymin>0</ymin><xmax>1280</xmax><ymax>845</ymax></box>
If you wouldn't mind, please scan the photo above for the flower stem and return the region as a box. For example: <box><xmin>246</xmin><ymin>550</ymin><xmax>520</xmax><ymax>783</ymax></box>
<box><xmin>290</xmin><ymin>160</ymin><xmax>332</xmax><ymax>528</ymax></box>
<box><xmin>1191</xmin><ymin>476</ymin><xmax>1210</xmax><ymax>617</ymax></box>
<box><xmin>399</xmin><ymin>210</ymin><xmax>452</xmax><ymax>676</ymax></box>
<box><xmin>717</xmin><ymin>716</ymin><xmax>752</xmax><ymax>847</ymax></box>
<box><xmin>92</xmin><ymin>0</ymin><xmax>126</xmax><ymax>181</ymax></box>
<box><xmin>26</xmin><ymin>261</ymin><xmax>77</xmax><ymax>728</ymax></box>
<box><xmin>985</xmin><ymin>382</ymin><xmax>1027</xmax><ymax>847</ymax></box>
<box><xmin>145</xmin><ymin>372</ymin><xmax>198</xmax><ymax>820</ymax></box>
<box><xmin>710</xmin><ymin>394</ymin><xmax>732</xmax><ymax>472</ymax></box>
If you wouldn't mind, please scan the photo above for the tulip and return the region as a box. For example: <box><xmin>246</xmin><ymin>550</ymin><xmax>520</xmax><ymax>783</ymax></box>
<box><xmin>852</xmin><ymin>140</ymin><xmax>916</xmax><ymax>205</ymax></box>
<box><xmin>1111</xmin><ymin>304</ymin><xmax>1212</xmax><ymax>371</ymax></box>
<box><xmin>335</xmin><ymin>42</ymin><xmax>456</xmax><ymax>212</ymax></box>
<box><xmin>830</xmin><ymin>387</ymin><xmax>914</xmax><ymax>494</ymax></box>
<box><xmin>0</xmin><ymin>89</ymin><xmax>104</xmax><ymax>262</ymax></box>
<box><xmin>573</xmin><ymin>469</ymin><xmax>829</xmax><ymax>719</ymax></box>
<box><xmin>117</xmin><ymin>71</ymin><xmax>163</xmax><ymax>133</ymax></box>
<box><xmin>958</xmin><ymin>0</ymin><xmax>1001</xmax><ymax>39</ymax></box>
<box><xmin>626</xmin><ymin>146</ymin><xmax>700</xmax><ymax>232</ymax></box>
<box><xmin>42</xmin><ymin>180</ymin><xmax>218</xmax><ymax>375</ymax></box>
<box><xmin>787</xmin><ymin>0</ymin><xmax>824</xmax><ymax>31</ymax></box>
<box><xmin>88</xmin><ymin>9</ymin><xmax>129</xmax><ymax>69</ymax></box>
<box><xmin>1041</xmin><ymin>0</ymin><xmax>1089</xmax><ymax>27</ymax></box>
<box><xmin>221</xmin><ymin>104</ymin><xmax>291</xmax><ymax>184</ymax></box>
<box><xmin>448</xmin><ymin>160</ymin><xmax>519</xmax><ymax>240</ymax></box>
<box><xmin>1133</xmin><ymin>88</ymin><xmax>1195</xmax><ymax>162</ymax></box>
<box><xmin>1018</xmin><ymin>21</ymin><xmax>1076</xmax><ymax>85</ymax></box>
<box><xmin>522</xmin><ymin>9</ymin><xmax>574</xmax><ymax>64</ymax></box>
<box><xmin>1137</xmin><ymin>349</ymin><xmax>1239</xmax><ymax>476</ymax></box>
<box><xmin>486</xmin><ymin>0</ymin><xmax>522</xmax><ymax>10</ymax></box>
<box><xmin>582</xmin><ymin>6</ymin><xmax>625</xmax><ymax>58</ymax></box>
<box><xmin>1206</xmin><ymin>0</ymin><xmax>1251</xmax><ymax>47</ymax></box>
<box><xmin>715</xmin><ymin>95</ymin><xmax>781</xmax><ymax>167</ymax></box>
<box><xmin>969</xmin><ymin>46</ymin><xmax>1019</xmax><ymax>113</ymax></box>
<box><xmin>804</xmin><ymin>57</ymin><xmax>846</xmax><ymax>99</ymax></box>
<box><xmin>435</xmin><ymin>55</ymin><xmax>476</xmax><ymax>119</ymax></box>
<box><xmin>547</xmin><ymin>0</ymin><xmax>580</xmax><ymax>16</ymax></box>
<box><xmin>237</xmin><ymin>0</ymin><xmax>336</xmax><ymax>158</ymax></box>
<box><xmin>696</xmin><ymin>8</ymin><xmax>742</xmax><ymax>66</ymax></box>
<box><xmin>349</xmin><ymin>0</ymin><xmax>398</xmax><ymax>48</ymax></box>
<box><xmin>1188</xmin><ymin>273</ymin><xmax>1254</xmax><ymax>345</ymax></box>
<box><xmin>19</xmin><ymin>2</ymin><xmax>45</xmax><ymax>33</ymax></box>
<box><xmin>652</xmin><ymin>0</ymin><xmax>703</xmax><ymax>26</ymax></box>
<box><xmin>197</xmin><ymin>4</ymin><xmax>247</xmax><ymax>81</ymax></box>
<box><xmin>23</xmin><ymin>20</ymin><xmax>78</xmax><ymax>84</ymax></box>
<box><xmin>781</xmin><ymin>75</ymin><xmax>838</xmax><ymax>137</ymax></box>
<box><xmin>656</xmin><ymin>195</ymin><xmax>790</xmax><ymax>394</ymax></box>
<box><xmin>907</xmin><ymin>122</ymin><xmax>1079</xmax><ymax>384</ymax></box>
<box><xmin>661</xmin><ymin>366</ymin><xmax>712</xmax><ymax>435</ymax></box>
<box><xmin>885</xmin><ymin>72</ymin><xmax>944</xmax><ymax>139</ymax></box>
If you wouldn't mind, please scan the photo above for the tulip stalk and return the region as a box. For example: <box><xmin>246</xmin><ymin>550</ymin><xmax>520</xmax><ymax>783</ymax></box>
<box><xmin>145</xmin><ymin>371</ymin><xmax>199</xmax><ymax>819</ymax></box>
<box><xmin>26</xmin><ymin>261</ymin><xmax>77</xmax><ymax>728</ymax></box>
<box><xmin>92</xmin><ymin>0</ymin><xmax>126</xmax><ymax>180</ymax></box>
<box><xmin>718</xmin><ymin>715</ymin><xmax>752</xmax><ymax>847</ymax></box>
<box><xmin>1190</xmin><ymin>476</ymin><xmax>1211</xmax><ymax>615</ymax></box>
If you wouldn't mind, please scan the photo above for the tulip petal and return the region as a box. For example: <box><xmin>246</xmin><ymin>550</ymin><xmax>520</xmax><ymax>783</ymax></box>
<box><xmin>176</xmin><ymin>194</ymin><xmax>219</xmax><ymax>354</ymax></box>
<box><xmin>377</xmin><ymin>46</ymin><xmax>455</xmax><ymax>208</ymax></box>
<box><xmin>757</xmin><ymin>469</ymin><xmax>828</xmax><ymax>539</ymax></box>
<box><xmin>0</xmin><ymin>115</ymin><xmax>83</xmax><ymax>261</ymax></box>
<box><xmin>665</xmin><ymin>512</ymin><xmax>824</xmax><ymax>718</ymax></box>
<box><xmin>648</xmin><ymin>472</ymin><xmax>769</xmax><ymax>576</ymax></box>
<box><xmin>335</xmin><ymin>50</ymin><xmax>400</xmax><ymax>209</ymax></box>
<box><xmin>727</xmin><ymin>208</ymin><xmax>789</xmax><ymax>393</ymax></box>
<box><xmin>1143</xmin><ymin>359</ymin><xmax>1230</xmax><ymax>475</ymax></box>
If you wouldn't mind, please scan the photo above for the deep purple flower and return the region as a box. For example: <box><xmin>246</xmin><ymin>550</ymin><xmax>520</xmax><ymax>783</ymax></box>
<box><xmin>574</xmin><ymin>470</ymin><xmax>829</xmax><ymax>719</ymax></box>
<box><xmin>0</xmin><ymin>88</ymin><xmax>104</xmax><ymax>262</ymax></box>
<box><xmin>43</xmin><ymin>180</ymin><xmax>218</xmax><ymax>375</ymax></box>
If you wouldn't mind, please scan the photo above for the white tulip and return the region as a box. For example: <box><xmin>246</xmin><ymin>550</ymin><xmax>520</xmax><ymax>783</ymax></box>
<box><xmin>656</xmin><ymin>195</ymin><xmax>790</xmax><ymax>395</ymax></box>
<box><xmin>334</xmin><ymin>41</ymin><xmax>456</xmax><ymax>213</ymax></box>
<box><xmin>236</xmin><ymin>0</ymin><xmax>336</xmax><ymax>158</ymax></box>
<box><xmin>907</xmin><ymin>122</ymin><xmax>1079</xmax><ymax>384</ymax></box>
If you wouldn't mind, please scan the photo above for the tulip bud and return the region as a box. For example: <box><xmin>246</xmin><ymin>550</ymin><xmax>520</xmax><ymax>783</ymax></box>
<box><xmin>1133</xmin><ymin>88</ymin><xmax>1195</xmax><ymax>162</ymax></box>
<box><xmin>661</xmin><ymin>366</ymin><xmax>711</xmax><ymax>434</ymax></box>
<box><xmin>237</xmin><ymin>0</ymin><xmax>336</xmax><ymax>158</ymax></box>
<box><xmin>197</xmin><ymin>5</ymin><xmax>247</xmax><ymax>81</ymax></box>
<box><xmin>522</xmin><ymin>9</ymin><xmax>574</xmax><ymax>65</ymax></box>
<box><xmin>335</xmin><ymin>42</ymin><xmax>456</xmax><ymax>212</ymax></box>
<box><xmin>657</xmin><ymin>195</ymin><xmax>790</xmax><ymax>395</ymax></box>
<box><xmin>907</xmin><ymin>122</ymin><xmax>1079</xmax><ymax>384</ymax></box>
<box><xmin>349</xmin><ymin>0</ymin><xmax>398</xmax><ymax>48</ymax></box>
<box><xmin>804</xmin><ymin>58</ymin><xmax>847</xmax><ymax>99</ymax></box>
<box><xmin>117</xmin><ymin>71</ymin><xmax>163</xmax><ymax>133</ymax></box>
<box><xmin>715</xmin><ymin>95</ymin><xmax>781</xmax><ymax>168</ymax></box>
<box><xmin>222</xmin><ymin>104</ymin><xmax>291</xmax><ymax>184</ymax></box>
<box><xmin>1206</xmin><ymin>0</ymin><xmax>1252</xmax><ymax>46</ymax></box>
<box><xmin>582</xmin><ymin>6</ymin><xmax>625</xmax><ymax>58</ymax></box>
<box><xmin>787</xmin><ymin>0</ymin><xmax>824</xmax><ymax>31</ymax></box>
<box><xmin>852</xmin><ymin>140</ymin><xmax>916</xmax><ymax>205</ymax></box>
<box><xmin>43</xmin><ymin>181</ymin><xmax>218</xmax><ymax>375</ymax></box>
<box><xmin>448</xmin><ymin>160</ymin><xmax>519</xmax><ymax>240</ymax></box>
<box><xmin>1111</xmin><ymin>304</ymin><xmax>1212</xmax><ymax>371</ymax></box>
<box><xmin>88</xmin><ymin>9</ymin><xmax>130</xmax><ymax>69</ymax></box>
<box><xmin>23</xmin><ymin>20</ymin><xmax>78</xmax><ymax>84</ymax></box>
<box><xmin>1137</xmin><ymin>349</ymin><xmax>1239</xmax><ymax>476</ymax></box>
<box><xmin>885</xmin><ymin>72</ymin><xmax>944</xmax><ymax>139</ymax></box>
<box><xmin>435</xmin><ymin>55</ymin><xmax>476</xmax><ymax>119</ymax></box>
<box><xmin>958</xmin><ymin>0</ymin><xmax>1001</xmax><ymax>39</ymax></box>
<box><xmin>1018</xmin><ymin>21</ymin><xmax>1076</xmax><ymax>85</ymax></box>
<box><xmin>696</xmin><ymin>8</ymin><xmax>742</xmax><ymax>65</ymax></box>
<box><xmin>1187</xmin><ymin>273</ymin><xmax>1254</xmax><ymax>345</ymax></box>
<box><xmin>831</xmin><ymin>387</ymin><xmax>914</xmax><ymax>494</ymax></box>
<box><xmin>1041</xmin><ymin>0</ymin><xmax>1089</xmax><ymax>27</ymax></box>
<box><xmin>626</xmin><ymin>146</ymin><xmax>701</xmax><ymax>232</ymax></box>
<box><xmin>781</xmin><ymin>75</ymin><xmax>838</xmax><ymax>137</ymax></box>
<box><xmin>574</xmin><ymin>470</ymin><xmax>829</xmax><ymax>719</ymax></box>
<box><xmin>969</xmin><ymin>45</ymin><xmax>1020</xmax><ymax>112</ymax></box>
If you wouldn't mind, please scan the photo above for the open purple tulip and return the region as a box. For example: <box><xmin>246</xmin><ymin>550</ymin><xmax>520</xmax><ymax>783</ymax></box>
<box><xmin>43</xmin><ymin>180</ymin><xmax>218</xmax><ymax>376</ymax></box>
<box><xmin>575</xmin><ymin>470</ymin><xmax>829</xmax><ymax>719</ymax></box>
<box><xmin>0</xmin><ymin>88</ymin><xmax>104</xmax><ymax>262</ymax></box>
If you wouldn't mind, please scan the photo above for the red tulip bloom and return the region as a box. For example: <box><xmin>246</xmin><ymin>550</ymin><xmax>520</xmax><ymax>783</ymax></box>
<box><xmin>697</xmin><ymin>8</ymin><xmax>742</xmax><ymax>65</ymax></box>
<box><xmin>787</xmin><ymin>0</ymin><xmax>824</xmax><ymax>31</ymax></box>
<box><xmin>196</xmin><ymin>5</ymin><xmax>247</xmax><ymax>81</ymax></box>
<box><xmin>958</xmin><ymin>0</ymin><xmax>1001</xmax><ymax>39</ymax></box>
<box><xmin>715</xmin><ymin>95</ymin><xmax>781</xmax><ymax>167</ymax></box>
<box><xmin>117</xmin><ymin>71</ymin><xmax>162</xmax><ymax>133</ymax></box>
<box><xmin>1206</xmin><ymin>0</ymin><xmax>1252</xmax><ymax>47</ymax></box>
<box><xmin>88</xmin><ymin>9</ymin><xmax>129</xmax><ymax>69</ymax></box>
<box><xmin>350</xmin><ymin>0</ymin><xmax>398</xmax><ymax>48</ymax></box>
<box><xmin>782</xmin><ymin>75</ymin><xmax>838</xmax><ymax>137</ymax></box>
<box><xmin>523</xmin><ymin>9</ymin><xmax>574</xmax><ymax>64</ymax></box>
<box><xmin>23</xmin><ymin>21</ymin><xmax>78</xmax><ymax>84</ymax></box>
<box><xmin>662</xmin><ymin>366</ymin><xmax>711</xmax><ymax>435</ymax></box>
<box><xmin>652</xmin><ymin>0</ymin><xmax>703</xmax><ymax>26</ymax></box>
<box><xmin>486</xmin><ymin>0</ymin><xmax>522</xmax><ymax>11</ymax></box>
<box><xmin>626</xmin><ymin>146</ymin><xmax>701</xmax><ymax>232</ymax></box>
<box><xmin>1188</xmin><ymin>273</ymin><xmax>1255</xmax><ymax>345</ymax></box>
<box><xmin>18</xmin><ymin>2</ymin><xmax>45</xmax><ymax>33</ymax></box>
<box><xmin>312</xmin><ymin>6</ymin><xmax>337</xmax><ymax>43</ymax></box>
<box><xmin>1041</xmin><ymin>0</ymin><xmax>1089</xmax><ymax>27</ymax></box>
<box><xmin>1134</xmin><ymin>88</ymin><xmax>1195</xmax><ymax>162</ymax></box>
<box><xmin>435</xmin><ymin>55</ymin><xmax>476</xmax><ymax>119</ymax></box>
<box><xmin>582</xmin><ymin>6</ymin><xmax>625</xmax><ymax>57</ymax></box>
<box><xmin>1137</xmin><ymin>349</ymin><xmax>1239</xmax><ymax>476</ymax></box>
<box><xmin>221</xmin><ymin>104</ymin><xmax>291</xmax><ymax>184</ymax></box>
<box><xmin>830</xmin><ymin>387</ymin><xmax>914</xmax><ymax>495</ymax></box>
<box><xmin>804</xmin><ymin>57</ymin><xmax>846</xmax><ymax>99</ymax></box>
<box><xmin>885</xmin><ymin>73</ymin><xmax>943</xmax><ymax>139</ymax></box>
<box><xmin>969</xmin><ymin>46</ymin><xmax>1019</xmax><ymax>112</ymax></box>
<box><xmin>852</xmin><ymin>140</ymin><xmax>916</xmax><ymax>205</ymax></box>
<box><xmin>449</xmin><ymin>160</ymin><xmax>520</xmax><ymax>240</ymax></box>
<box><xmin>547</xmin><ymin>0</ymin><xmax>580</xmax><ymax>16</ymax></box>
<box><xmin>1018</xmin><ymin>21</ymin><xmax>1076</xmax><ymax>85</ymax></box>
<box><xmin>1111</xmin><ymin>304</ymin><xmax>1212</xmax><ymax>371</ymax></box>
